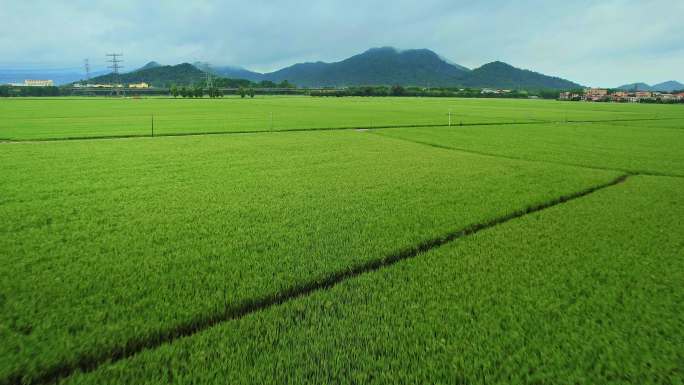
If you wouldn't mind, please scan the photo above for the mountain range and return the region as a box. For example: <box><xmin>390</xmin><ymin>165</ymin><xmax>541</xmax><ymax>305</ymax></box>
<box><xmin>5</xmin><ymin>48</ymin><xmax>682</xmax><ymax>90</ymax></box>
<box><xmin>89</xmin><ymin>47</ymin><xmax>580</xmax><ymax>90</ymax></box>
<box><xmin>192</xmin><ymin>47</ymin><xmax>581</xmax><ymax>89</ymax></box>
<box><xmin>617</xmin><ymin>81</ymin><xmax>684</xmax><ymax>92</ymax></box>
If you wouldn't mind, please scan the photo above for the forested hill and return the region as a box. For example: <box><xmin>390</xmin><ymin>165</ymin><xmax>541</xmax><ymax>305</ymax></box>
<box><xmin>459</xmin><ymin>61</ymin><xmax>582</xmax><ymax>90</ymax></box>
<box><xmin>88</xmin><ymin>63</ymin><xmax>207</xmax><ymax>87</ymax></box>
<box><xmin>261</xmin><ymin>47</ymin><xmax>470</xmax><ymax>87</ymax></box>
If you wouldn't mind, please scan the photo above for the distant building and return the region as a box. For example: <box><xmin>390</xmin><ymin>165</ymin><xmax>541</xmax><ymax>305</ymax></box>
<box><xmin>91</xmin><ymin>84</ymin><xmax>123</xmax><ymax>88</ymax></box>
<box><xmin>585</xmin><ymin>88</ymin><xmax>608</xmax><ymax>101</ymax></box>
<box><xmin>558</xmin><ymin>91</ymin><xmax>582</xmax><ymax>101</ymax></box>
<box><xmin>635</xmin><ymin>91</ymin><xmax>652</xmax><ymax>99</ymax></box>
<box><xmin>128</xmin><ymin>82</ymin><xmax>149</xmax><ymax>89</ymax></box>
<box><xmin>24</xmin><ymin>79</ymin><xmax>54</xmax><ymax>87</ymax></box>
<box><xmin>612</xmin><ymin>91</ymin><xmax>628</xmax><ymax>102</ymax></box>
<box><xmin>481</xmin><ymin>88</ymin><xmax>510</xmax><ymax>95</ymax></box>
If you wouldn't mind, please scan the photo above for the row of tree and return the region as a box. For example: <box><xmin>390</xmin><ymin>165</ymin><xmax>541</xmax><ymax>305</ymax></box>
<box><xmin>169</xmin><ymin>86</ymin><xmax>261</xmax><ymax>98</ymax></box>
<box><xmin>0</xmin><ymin>85</ymin><xmax>61</xmax><ymax>97</ymax></box>
<box><xmin>170</xmin><ymin>85</ymin><xmax>205</xmax><ymax>98</ymax></box>
<box><xmin>0</xmin><ymin>84</ymin><xmax>301</xmax><ymax>98</ymax></box>
<box><xmin>309</xmin><ymin>86</ymin><xmax>563</xmax><ymax>99</ymax></box>
<box><xmin>212</xmin><ymin>78</ymin><xmax>296</xmax><ymax>89</ymax></box>
<box><xmin>0</xmin><ymin>85</ymin><xmax>571</xmax><ymax>99</ymax></box>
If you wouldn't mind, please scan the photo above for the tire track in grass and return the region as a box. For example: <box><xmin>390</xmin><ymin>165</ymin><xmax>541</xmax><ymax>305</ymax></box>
<box><xmin>10</xmin><ymin>174</ymin><xmax>630</xmax><ymax>385</ymax></box>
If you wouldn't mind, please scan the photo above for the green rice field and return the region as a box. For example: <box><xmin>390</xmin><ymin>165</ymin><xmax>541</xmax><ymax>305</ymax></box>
<box><xmin>1</xmin><ymin>96</ymin><xmax>682</xmax><ymax>140</ymax></box>
<box><xmin>1</xmin><ymin>96</ymin><xmax>682</xmax><ymax>384</ymax></box>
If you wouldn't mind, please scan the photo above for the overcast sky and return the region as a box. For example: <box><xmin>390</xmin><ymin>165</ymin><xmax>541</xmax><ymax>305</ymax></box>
<box><xmin>0</xmin><ymin>0</ymin><xmax>681</xmax><ymax>87</ymax></box>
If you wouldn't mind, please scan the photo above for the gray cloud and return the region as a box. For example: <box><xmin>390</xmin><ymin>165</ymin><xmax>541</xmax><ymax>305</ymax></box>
<box><xmin>0</xmin><ymin>0</ymin><xmax>681</xmax><ymax>86</ymax></box>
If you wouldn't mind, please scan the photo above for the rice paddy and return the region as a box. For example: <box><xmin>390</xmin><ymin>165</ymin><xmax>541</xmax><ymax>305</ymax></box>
<box><xmin>1</xmin><ymin>96</ymin><xmax>682</xmax><ymax>384</ymax></box>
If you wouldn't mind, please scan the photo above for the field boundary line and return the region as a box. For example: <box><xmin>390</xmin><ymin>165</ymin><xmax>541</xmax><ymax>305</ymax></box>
<box><xmin>371</xmin><ymin>131</ymin><xmax>684</xmax><ymax>179</ymax></box>
<box><xmin>0</xmin><ymin>117</ymin><xmax>678</xmax><ymax>143</ymax></box>
<box><xmin>0</xmin><ymin>122</ymin><xmax>532</xmax><ymax>143</ymax></box>
<box><xmin>9</xmin><ymin>174</ymin><xmax>630</xmax><ymax>385</ymax></box>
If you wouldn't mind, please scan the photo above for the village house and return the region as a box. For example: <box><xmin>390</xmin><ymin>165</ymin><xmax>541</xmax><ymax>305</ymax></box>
<box><xmin>559</xmin><ymin>88</ymin><xmax>683</xmax><ymax>103</ymax></box>
<box><xmin>612</xmin><ymin>91</ymin><xmax>628</xmax><ymax>102</ymax></box>
<box><xmin>558</xmin><ymin>91</ymin><xmax>582</xmax><ymax>101</ymax></box>
<box><xmin>584</xmin><ymin>88</ymin><xmax>608</xmax><ymax>101</ymax></box>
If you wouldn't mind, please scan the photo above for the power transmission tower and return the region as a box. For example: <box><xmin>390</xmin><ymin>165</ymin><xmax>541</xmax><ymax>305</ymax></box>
<box><xmin>205</xmin><ymin>63</ymin><xmax>213</xmax><ymax>89</ymax></box>
<box><xmin>106</xmin><ymin>53</ymin><xmax>124</xmax><ymax>96</ymax></box>
<box><xmin>83</xmin><ymin>58</ymin><xmax>91</xmax><ymax>84</ymax></box>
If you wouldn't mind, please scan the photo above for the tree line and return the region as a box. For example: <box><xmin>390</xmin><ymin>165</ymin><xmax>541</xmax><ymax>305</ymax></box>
<box><xmin>0</xmin><ymin>84</ymin><xmax>577</xmax><ymax>100</ymax></box>
<box><xmin>0</xmin><ymin>85</ymin><xmax>61</xmax><ymax>97</ymax></box>
<box><xmin>0</xmin><ymin>82</ymin><xmax>302</xmax><ymax>98</ymax></box>
<box><xmin>168</xmin><ymin>85</ymin><xmax>302</xmax><ymax>98</ymax></box>
<box><xmin>309</xmin><ymin>86</ymin><xmax>564</xmax><ymax>99</ymax></box>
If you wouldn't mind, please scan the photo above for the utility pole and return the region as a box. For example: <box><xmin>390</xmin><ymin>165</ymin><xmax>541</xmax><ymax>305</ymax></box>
<box><xmin>448</xmin><ymin>109</ymin><xmax>452</xmax><ymax>126</ymax></box>
<box><xmin>106</xmin><ymin>53</ymin><xmax>124</xmax><ymax>96</ymax></box>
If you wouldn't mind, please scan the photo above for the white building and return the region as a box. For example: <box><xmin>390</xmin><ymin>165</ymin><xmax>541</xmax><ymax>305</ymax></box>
<box><xmin>24</xmin><ymin>79</ymin><xmax>54</xmax><ymax>87</ymax></box>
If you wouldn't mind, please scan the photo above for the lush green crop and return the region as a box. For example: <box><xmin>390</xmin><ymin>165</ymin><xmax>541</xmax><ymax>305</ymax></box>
<box><xmin>1</xmin><ymin>96</ymin><xmax>682</xmax><ymax>140</ymax></box>
<box><xmin>62</xmin><ymin>175</ymin><xmax>684</xmax><ymax>385</ymax></box>
<box><xmin>0</xmin><ymin>130</ymin><xmax>621</xmax><ymax>383</ymax></box>
<box><xmin>376</xmin><ymin>120</ymin><xmax>684</xmax><ymax>176</ymax></box>
<box><xmin>2</xmin><ymin>97</ymin><xmax>681</xmax><ymax>384</ymax></box>
<box><xmin>601</xmin><ymin>118</ymin><xmax>684</xmax><ymax>130</ymax></box>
